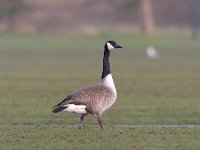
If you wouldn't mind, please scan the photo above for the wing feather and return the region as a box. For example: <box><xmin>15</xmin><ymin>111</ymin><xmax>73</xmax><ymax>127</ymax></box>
<box><xmin>53</xmin><ymin>83</ymin><xmax>112</xmax><ymax>108</ymax></box>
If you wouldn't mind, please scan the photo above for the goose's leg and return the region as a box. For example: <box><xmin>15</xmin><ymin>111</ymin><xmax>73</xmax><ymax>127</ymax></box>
<box><xmin>79</xmin><ymin>114</ymin><xmax>87</xmax><ymax>129</ymax></box>
<box><xmin>97</xmin><ymin>114</ymin><xmax>103</xmax><ymax>129</ymax></box>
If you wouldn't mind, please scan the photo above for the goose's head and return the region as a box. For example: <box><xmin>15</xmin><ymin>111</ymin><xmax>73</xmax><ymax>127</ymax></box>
<box><xmin>105</xmin><ymin>40</ymin><xmax>123</xmax><ymax>51</ymax></box>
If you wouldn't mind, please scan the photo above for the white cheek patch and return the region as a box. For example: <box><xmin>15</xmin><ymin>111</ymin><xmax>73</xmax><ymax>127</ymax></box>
<box><xmin>64</xmin><ymin>104</ymin><xmax>87</xmax><ymax>114</ymax></box>
<box><xmin>107</xmin><ymin>43</ymin><xmax>114</xmax><ymax>50</ymax></box>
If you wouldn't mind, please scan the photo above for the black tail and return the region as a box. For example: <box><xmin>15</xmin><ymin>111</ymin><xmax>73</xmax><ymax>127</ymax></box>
<box><xmin>52</xmin><ymin>106</ymin><xmax>67</xmax><ymax>113</ymax></box>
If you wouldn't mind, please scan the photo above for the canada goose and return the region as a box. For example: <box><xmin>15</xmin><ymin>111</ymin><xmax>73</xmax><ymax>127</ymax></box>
<box><xmin>52</xmin><ymin>40</ymin><xmax>123</xmax><ymax>128</ymax></box>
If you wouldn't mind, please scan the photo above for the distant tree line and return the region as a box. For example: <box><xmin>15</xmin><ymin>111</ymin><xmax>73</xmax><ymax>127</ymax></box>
<box><xmin>0</xmin><ymin>0</ymin><xmax>199</xmax><ymax>36</ymax></box>
<box><xmin>0</xmin><ymin>0</ymin><xmax>30</xmax><ymax>31</ymax></box>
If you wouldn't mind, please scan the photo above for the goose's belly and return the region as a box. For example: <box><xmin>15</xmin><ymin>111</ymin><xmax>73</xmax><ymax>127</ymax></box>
<box><xmin>98</xmin><ymin>93</ymin><xmax>117</xmax><ymax>112</ymax></box>
<box><xmin>104</xmin><ymin>96</ymin><xmax>117</xmax><ymax>111</ymax></box>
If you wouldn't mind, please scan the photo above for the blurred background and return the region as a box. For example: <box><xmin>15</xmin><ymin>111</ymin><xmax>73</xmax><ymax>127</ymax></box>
<box><xmin>1</xmin><ymin>0</ymin><xmax>200</xmax><ymax>124</ymax></box>
<box><xmin>0</xmin><ymin>0</ymin><xmax>200</xmax><ymax>37</ymax></box>
<box><xmin>1</xmin><ymin>1</ymin><xmax>200</xmax><ymax>149</ymax></box>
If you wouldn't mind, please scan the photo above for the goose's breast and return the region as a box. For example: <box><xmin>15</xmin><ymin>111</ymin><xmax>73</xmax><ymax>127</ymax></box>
<box><xmin>102</xmin><ymin>74</ymin><xmax>117</xmax><ymax>96</ymax></box>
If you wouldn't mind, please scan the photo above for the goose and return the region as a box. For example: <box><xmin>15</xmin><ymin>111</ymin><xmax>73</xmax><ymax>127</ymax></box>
<box><xmin>52</xmin><ymin>40</ymin><xmax>123</xmax><ymax>128</ymax></box>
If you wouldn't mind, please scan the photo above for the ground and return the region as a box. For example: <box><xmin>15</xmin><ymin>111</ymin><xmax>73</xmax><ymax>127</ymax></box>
<box><xmin>0</xmin><ymin>33</ymin><xmax>200</xmax><ymax>150</ymax></box>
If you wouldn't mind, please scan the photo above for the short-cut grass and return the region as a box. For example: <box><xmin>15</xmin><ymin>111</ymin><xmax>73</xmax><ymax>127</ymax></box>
<box><xmin>0</xmin><ymin>33</ymin><xmax>200</xmax><ymax>150</ymax></box>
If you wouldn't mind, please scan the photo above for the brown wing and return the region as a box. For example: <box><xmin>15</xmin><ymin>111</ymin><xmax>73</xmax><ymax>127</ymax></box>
<box><xmin>53</xmin><ymin>83</ymin><xmax>112</xmax><ymax>107</ymax></box>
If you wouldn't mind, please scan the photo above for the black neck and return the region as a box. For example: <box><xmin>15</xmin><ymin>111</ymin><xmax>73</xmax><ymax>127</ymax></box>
<box><xmin>101</xmin><ymin>46</ymin><xmax>111</xmax><ymax>79</ymax></box>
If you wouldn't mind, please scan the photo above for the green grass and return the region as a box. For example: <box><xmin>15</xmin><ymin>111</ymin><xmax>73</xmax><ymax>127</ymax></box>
<box><xmin>1</xmin><ymin>125</ymin><xmax>200</xmax><ymax>150</ymax></box>
<box><xmin>0</xmin><ymin>33</ymin><xmax>200</xmax><ymax>150</ymax></box>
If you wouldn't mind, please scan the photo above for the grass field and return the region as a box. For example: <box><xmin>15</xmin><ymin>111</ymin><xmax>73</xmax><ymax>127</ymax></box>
<box><xmin>0</xmin><ymin>33</ymin><xmax>200</xmax><ymax>150</ymax></box>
